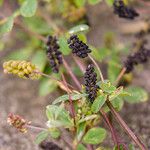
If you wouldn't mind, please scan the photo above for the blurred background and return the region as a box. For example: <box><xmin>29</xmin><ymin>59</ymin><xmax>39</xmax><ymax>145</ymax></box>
<box><xmin>0</xmin><ymin>0</ymin><xmax>150</xmax><ymax>149</ymax></box>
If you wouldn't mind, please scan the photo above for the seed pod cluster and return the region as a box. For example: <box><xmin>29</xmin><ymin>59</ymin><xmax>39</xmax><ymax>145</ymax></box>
<box><xmin>124</xmin><ymin>46</ymin><xmax>150</xmax><ymax>73</ymax></box>
<box><xmin>3</xmin><ymin>60</ymin><xmax>41</xmax><ymax>79</ymax></box>
<box><xmin>46</xmin><ymin>36</ymin><xmax>63</xmax><ymax>73</ymax></box>
<box><xmin>84</xmin><ymin>64</ymin><xmax>99</xmax><ymax>102</ymax></box>
<box><xmin>68</xmin><ymin>35</ymin><xmax>91</xmax><ymax>58</ymax></box>
<box><xmin>7</xmin><ymin>113</ymin><xmax>30</xmax><ymax>133</ymax></box>
<box><xmin>113</xmin><ymin>0</ymin><xmax>139</xmax><ymax>20</ymax></box>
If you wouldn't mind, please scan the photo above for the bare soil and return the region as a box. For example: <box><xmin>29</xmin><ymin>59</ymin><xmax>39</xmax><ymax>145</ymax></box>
<box><xmin>0</xmin><ymin>2</ymin><xmax>150</xmax><ymax>150</ymax></box>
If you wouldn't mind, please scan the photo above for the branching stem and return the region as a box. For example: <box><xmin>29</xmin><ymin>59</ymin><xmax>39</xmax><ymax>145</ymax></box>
<box><xmin>106</xmin><ymin>100</ymin><xmax>147</xmax><ymax>150</ymax></box>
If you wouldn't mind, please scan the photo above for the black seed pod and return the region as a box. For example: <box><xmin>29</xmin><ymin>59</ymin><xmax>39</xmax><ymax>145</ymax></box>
<box><xmin>84</xmin><ymin>64</ymin><xmax>99</xmax><ymax>102</ymax></box>
<box><xmin>124</xmin><ymin>46</ymin><xmax>150</xmax><ymax>73</ymax></box>
<box><xmin>40</xmin><ymin>141</ymin><xmax>62</xmax><ymax>150</ymax></box>
<box><xmin>68</xmin><ymin>35</ymin><xmax>91</xmax><ymax>58</ymax></box>
<box><xmin>46</xmin><ymin>36</ymin><xmax>63</xmax><ymax>73</ymax></box>
<box><xmin>113</xmin><ymin>0</ymin><xmax>139</xmax><ymax>20</ymax></box>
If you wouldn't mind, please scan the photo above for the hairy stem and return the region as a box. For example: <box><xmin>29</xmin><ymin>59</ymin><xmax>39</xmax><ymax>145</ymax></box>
<box><xmin>27</xmin><ymin>125</ymin><xmax>47</xmax><ymax>131</ymax></box>
<box><xmin>89</xmin><ymin>55</ymin><xmax>104</xmax><ymax>82</ymax></box>
<box><xmin>106</xmin><ymin>100</ymin><xmax>147</xmax><ymax>150</ymax></box>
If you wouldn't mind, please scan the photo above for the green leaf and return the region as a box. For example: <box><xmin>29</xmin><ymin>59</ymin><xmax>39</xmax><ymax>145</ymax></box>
<box><xmin>74</xmin><ymin>0</ymin><xmax>86</xmax><ymax>7</ymax></box>
<box><xmin>31</xmin><ymin>50</ymin><xmax>47</xmax><ymax>71</ymax></box>
<box><xmin>39</xmin><ymin>78</ymin><xmax>58</xmax><ymax>96</ymax></box>
<box><xmin>78</xmin><ymin>115</ymin><xmax>98</xmax><ymax>124</ymax></box>
<box><xmin>20</xmin><ymin>0</ymin><xmax>37</xmax><ymax>17</ymax></box>
<box><xmin>23</xmin><ymin>16</ymin><xmax>53</xmax><ymax>34</ymax></box>
<box><xmin>111</xmin><ymin>97</ymin><xmax>124</xmax><ymax>111</ymax></box>
<box><xmin>124</xmin><ymin>86</ymin><xmax>148</xmax><ymax>103</ymax></box>
<box><xmin>0</xmin><ymin>16</ymin><xmax>14</xmax><ymax>35</ymax></box>
<box><xmin>90</xmin><ymin>46</ymin><xmax>102</xmax><ymax>62</ymax></box>
<box><xmin>108</xmin><ymin>59</ymin><xmax>121</xmax><ymax>83</ymax></box>
<box><xmin>52</xmin><ymin>93</ymin><xmax>87</xmax><ymax>104</ymax></box>
<box><xmin>35</xmin><ymin>130</ymin><xmax>49</xmax><ymax>144</ymax></box>
<box><xmin>6</xmin><ymin>47</ymin><xmax>33</xmax><ymax>60</ymax></box>
<box><xmin>48</xmin><ymin>128</ymin><xmax>60</xmax><ymax>139</ymax></box>
<box><xmin>88</xmin><ymin>0</ymin><xmax>102</xmax><ymax>5</ymax></box>
<box><xmin>58</xmin><ymin>35</ymin><xmax>71</xmax><ymax>55</ymax></box>
<box><xmin>100</xmin><ymin>81</ymin><xmax>116</xmax><ymax>94</ymax></box>
<box><xmin>78</xmin><ymin>33</ymin><xmax>87</xmax><ymax>43</ymax></box>
<box><xmin>109</xmin><ymin>86</ymin><xmax>123</xmax><ymax>101</ymax></box>
<box><xmin>76</xmin><ymin>122</ymin><xmax>86</xmax><ymax>141</ymax></box>
<box><xmin>46</xmin><ymin>105</ymin><xmax>73</xmax><ymax>128</ymax></box>
<box><xmin>77</xmin><ymin>144</ymin><xmax>86</xmax><ymax>150</ymax></box>
<box><xmin>91</xmin><ymin>95</ymin><xmax>106</xmax><ymax>113</ymax></box>
<box><xmin>129</xmin><ymin>144</ymin><xmax>135</xmax><ymax>150</ymax></box>
<box><xmin>83</xmin><ymin>127</ymin><xmax>107</xmax><ymax>144</ymax></box>
<box><xmin>69</xmin><ymin>24</ymin><xmax>89</xmax><ymax>35</ymax></box>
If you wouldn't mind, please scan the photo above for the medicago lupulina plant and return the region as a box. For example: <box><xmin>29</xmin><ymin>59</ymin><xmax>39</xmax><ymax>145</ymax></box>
<box><xmin>3</xmin><ymin>32</ymin><xmax>150</xmax><ymax>150</ymax></box>
<box><xmin>1</xmin><ymin>0</ymin><xmax>150</xmax><ymax>150</ymax></box>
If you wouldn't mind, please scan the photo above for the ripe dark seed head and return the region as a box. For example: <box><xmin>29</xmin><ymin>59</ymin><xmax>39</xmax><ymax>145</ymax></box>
<box><xmin>46</xmin><ymin>35</ymin><xmax>63</xmax><ymax>73</ymax></box>
<box><xmin>68</xmin><ymin>34</ymin><xmax>91</xmax><ymax>58</ymax></box>
<box><xmin>124</xmin><ymin>46</ymin><xmax>150</xmax><ymax>73</ymax></box>
<box><xmin>84</xmin><ymin>64</ymin><xmax>99</xmax><ymax>102</ymax></box>
<box><xmin>113</xmin><ymin>0</ymin><xmax>139</xmax><ymax>20</ymax></box>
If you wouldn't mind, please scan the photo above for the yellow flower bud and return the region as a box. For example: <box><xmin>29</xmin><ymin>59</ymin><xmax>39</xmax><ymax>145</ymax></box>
<box><xmin>3</xmin><ymin>60</ymin><xmax>41</xmax><ymax>80</ymax></box>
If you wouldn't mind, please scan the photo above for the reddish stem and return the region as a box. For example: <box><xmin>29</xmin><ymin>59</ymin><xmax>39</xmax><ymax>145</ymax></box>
<box><xmin>106</xmin><ymin>100</ymin><xmax>147</xmax><ymax>150</ymax></box>
<box><xmin>72</xmin><ymin>55</ymin><xmax>86</xmax><ymax>73</ymax></box>
<box><xmin>61</xmin><ymin>73</ymin><xmax>76</xmax><ymax>123</ymax></box>
<box><xmin>63</xmin><ymin>58</ymin><xmax>82</xmax><ymax>90</ymax></box>
<box><xmin>100</xmin><ymin>110</ymin><xmax>119</xmax><ymax>148</ymax></box>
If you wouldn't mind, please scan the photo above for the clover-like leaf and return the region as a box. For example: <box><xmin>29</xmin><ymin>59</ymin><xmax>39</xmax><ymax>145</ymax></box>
<box><xmin>83</xmin><ymin>127</ymin><xmax>107</xmax><ymax>144</ymax></box>
<box><xmin>124</xmin><ymin>86</ymin><xmax>148</xmax><ymax>103</ymax></box>
<box><xmin>53</xmin><ymin>93</ymin><xmax>87</xmax><ymax>104</ymax></box>
<box><xmin>91</xmin><ymin>95</ymin><xmax>106</xmax><ymax>113</ymax></box>
<box><xmin>46</xmin><ymin>105</ymin><xmax>73</xmax><ymax>128</ymax></box>
<box><xmin>100</xmin><ymin>81</ymin><xmax>116</xmax><ymax>94</ymax></box>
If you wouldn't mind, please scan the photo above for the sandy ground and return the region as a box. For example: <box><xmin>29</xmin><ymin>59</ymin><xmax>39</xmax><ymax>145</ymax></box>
<box><xmin>0</xmin><ymin>2</ymin><xmax>150</xmax><ymax>150</ymax></box>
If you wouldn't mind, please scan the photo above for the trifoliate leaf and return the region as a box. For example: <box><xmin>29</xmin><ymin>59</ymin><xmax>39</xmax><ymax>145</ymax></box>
<box><xmin>83</xmin><ymin>127</ymin><xmax>107</xmax><ymax>144</ymax></box>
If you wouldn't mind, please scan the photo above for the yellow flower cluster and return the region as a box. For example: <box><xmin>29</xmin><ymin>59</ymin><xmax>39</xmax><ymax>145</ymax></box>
<box><xmin>3</xmin><ymin>60</ymin><xmax>41</xmax><ymax>79</ymax></box>
<box><xmin>63</xmin><ymin>6</ymin><xmax>86</xmax><ymax>22</ymax></box>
